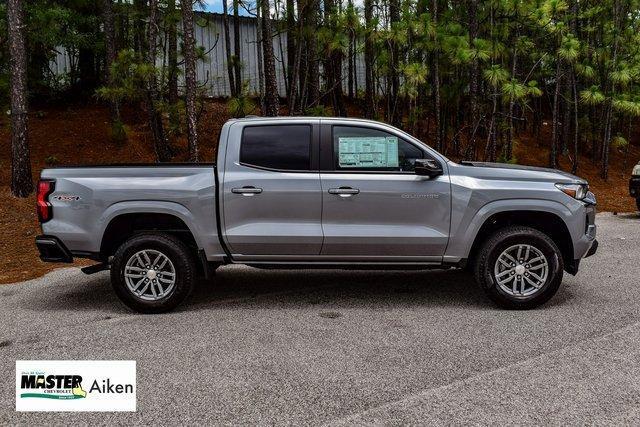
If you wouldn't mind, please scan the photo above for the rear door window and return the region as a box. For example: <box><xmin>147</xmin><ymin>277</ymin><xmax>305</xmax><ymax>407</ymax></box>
<box><xmin>240</xmin><ymin>125</ymin><xmax>312</xmax><ymax>171</ymax></box>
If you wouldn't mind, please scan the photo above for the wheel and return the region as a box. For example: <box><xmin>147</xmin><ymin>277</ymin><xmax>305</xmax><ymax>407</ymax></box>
<box><xmin>110</xmin><ymin>233</ymin><xmax>196</xmax><ymax>313</ymax></box>
<box><xmin>636</xmin><ymin>197</ymin><xmax>640</xmax><ymax>212</ymax></box>
<box><xmin>473</xmin><ymin>226</ymin><xmax>564</xmax><ymax>309</ymax></box>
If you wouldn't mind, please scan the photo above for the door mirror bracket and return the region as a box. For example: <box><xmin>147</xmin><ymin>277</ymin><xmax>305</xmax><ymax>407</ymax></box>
<box><xmin>414</xmin><ymin>159</ymin><xmax>443</xmax><ymax>178</ymax></box>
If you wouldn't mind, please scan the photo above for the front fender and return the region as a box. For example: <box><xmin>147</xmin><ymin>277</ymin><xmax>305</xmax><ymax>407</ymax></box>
<box><xmin>444</xmin><ymin>198</ymin><xmax>574</xmax><ymax>261</ymax></box>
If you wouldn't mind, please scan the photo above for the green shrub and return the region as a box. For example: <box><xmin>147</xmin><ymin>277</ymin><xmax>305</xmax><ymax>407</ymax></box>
<box><xmin>45</xmin><ymin>156</ymin><xmax>59</xmax><ymax>166</ymax></box>
<box><xmin>227</xmin><ymin>82</ymin><xmax>256</xmax><ymax>118</ymax></box>
<box><xmin>110</xmin><ymin>120</ymin><xmax>128</xmax><ymax>143</ymax></box>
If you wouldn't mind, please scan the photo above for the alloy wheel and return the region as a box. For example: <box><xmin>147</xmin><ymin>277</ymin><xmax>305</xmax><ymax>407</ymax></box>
<box><xmin>124</xmin><ymin>249</ymin><xmax>176</xmax><ymax>301</ymax></box>
<box><xmin>493</xmin><ymin>244</ymin><xmax>549</xmax><ymax>297</ymax></box>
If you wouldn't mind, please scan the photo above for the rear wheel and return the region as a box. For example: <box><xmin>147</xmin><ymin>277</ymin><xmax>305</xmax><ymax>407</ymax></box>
<box><xmin>111</xmin><ymin>233</ymin><xmax>196</xmax><ymax>313</ymax></box>
<box><xmin>474</xmin><ymin>226</ymin><xmax>564</xmax><ymax>309</ymax></box>
<box><xmin>636</xmin><ymin>197</ymin><xmax>640</xmax><ymax>212</ymax></box>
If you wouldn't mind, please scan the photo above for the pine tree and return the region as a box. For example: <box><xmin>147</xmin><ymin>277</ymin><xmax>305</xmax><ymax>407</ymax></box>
<box><xmin>181</xmin><ymin>0</ymin><xmax>199</xmax><ymax>161</ymax></box>
<box><xmin>261</xmin><ymin>0</ymin><xmax>280</xmax><ymax>116</ymax></box>
<box><xmin>7</xmin><ymin>0</ymin><xmax>33</xmax><ymax>198</ymax></box>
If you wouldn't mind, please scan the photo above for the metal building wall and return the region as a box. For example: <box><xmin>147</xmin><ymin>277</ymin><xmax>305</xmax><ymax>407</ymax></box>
<box><xmin>49</xmin><ymin>11</ymin><xmax>367</xmax><ymax>98</ymax></box>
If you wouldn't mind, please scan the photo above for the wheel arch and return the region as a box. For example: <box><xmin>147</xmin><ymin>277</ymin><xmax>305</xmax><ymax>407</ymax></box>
<box><xmin>98</xmin><ymin>202</ymin><xmax>202</xmax><ymax>261</ymax></box>
<box><xmin>465</xmin><ymin>209</ymin><xmax>574</xmax><ymax>273</ymax></box>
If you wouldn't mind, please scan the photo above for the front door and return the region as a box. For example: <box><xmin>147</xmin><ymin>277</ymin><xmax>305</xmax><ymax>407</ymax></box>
<box><xmin>222</xmin><ymin>121</ymin><xmax>323</xmax><ymax>260</ymax></box>
<box><xmin>320</xmin><ymin>123</ymin><xmax>451</xmax><ymax>261</ymax></box>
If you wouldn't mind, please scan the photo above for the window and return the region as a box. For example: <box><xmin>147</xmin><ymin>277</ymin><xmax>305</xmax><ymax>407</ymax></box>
<box><xmin>240</xmin><ymin>125</ymin><xmax>311</xmax><ymax>171</ymax></box>
<box><xmin>333</xmin><ymin>126</ymin><xmax>424</xmax><ymax>172</ymax></box>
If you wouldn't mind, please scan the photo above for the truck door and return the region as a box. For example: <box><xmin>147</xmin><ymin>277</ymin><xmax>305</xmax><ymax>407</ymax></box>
<box><xmin>221</xmin><ymin>121</ymin><xmax>323</xmax><ymax>260</ymax></box>
<box><xmin>319</xmin><ymin>123</ymin><xmax>451</xmax><ymax>261</ymax></box>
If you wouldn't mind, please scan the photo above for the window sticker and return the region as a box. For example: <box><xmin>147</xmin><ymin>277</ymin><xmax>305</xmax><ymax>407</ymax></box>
<box><xmin>338</xmin><ymin>136</ymin><xmax>399</xmax><ymax>168</ymax></box>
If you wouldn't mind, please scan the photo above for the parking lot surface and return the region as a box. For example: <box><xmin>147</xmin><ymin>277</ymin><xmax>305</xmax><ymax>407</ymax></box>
<box><xmin>1</xmin><ymin>212</ymin><xmax>639</xmax><ymax>425</ymax></box>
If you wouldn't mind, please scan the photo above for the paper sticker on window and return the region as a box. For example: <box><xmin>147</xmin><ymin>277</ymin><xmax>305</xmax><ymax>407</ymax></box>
<box><xmin>338</xmin><ymin>137</ymin><xmax>399</xmax><ymax>168</ymax></box>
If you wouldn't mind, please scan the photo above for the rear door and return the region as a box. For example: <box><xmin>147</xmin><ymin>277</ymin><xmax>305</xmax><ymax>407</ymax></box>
<box><xmin>319</xmin><ymin>122</ymin><xmax>451</xmax><ymax>261</ymax></box>
<box><xmin>221</xmin><ymin>120</ymin><xmax>323</xmax><ymax>260</ymax></box>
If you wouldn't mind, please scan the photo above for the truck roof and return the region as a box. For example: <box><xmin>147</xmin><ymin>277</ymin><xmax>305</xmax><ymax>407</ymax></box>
<box><xmin>227</xmin><ymin>116</ymin><xmax>389</xmax><ymax>126</ymax></box>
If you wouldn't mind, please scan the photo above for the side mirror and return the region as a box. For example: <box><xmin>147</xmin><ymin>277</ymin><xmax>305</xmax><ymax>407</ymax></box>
<box><xmin>414</xmin><ymin>158</ymin><xmax>443</xmax><ymax>178</ymax></box>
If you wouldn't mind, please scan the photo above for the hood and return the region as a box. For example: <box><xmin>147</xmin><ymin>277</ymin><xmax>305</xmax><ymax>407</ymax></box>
<box><xmin>457</xmin><ymin>161</ymin><xmax>587</xmax><ymax>184</ymax></box>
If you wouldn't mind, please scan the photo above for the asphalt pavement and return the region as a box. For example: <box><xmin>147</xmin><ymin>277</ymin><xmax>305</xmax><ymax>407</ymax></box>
<box><xmin>1</xmin><ymin>212</ymin><xmax>639</xmax><ymax>425</ymax></box>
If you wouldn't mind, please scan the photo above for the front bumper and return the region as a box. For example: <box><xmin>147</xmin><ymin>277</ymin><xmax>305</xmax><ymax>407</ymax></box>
<box><xmin>630</xmin><ymin>176</ymin><xmax>640</xmax><ymax>197</ymax></box>
<box><xmin>35</xmin><ymin>235</ymin><xmax>73</xmax><ymax>263</ymax></box>
<box><xmin>585</xmin><ymin>239</ymin><xmax>598</xmax><ymax>258</ymax></box>
<box><xmin>566</xmin><ymin>197</ymin><xmax>597</xmax><ymax>275</ymax></box>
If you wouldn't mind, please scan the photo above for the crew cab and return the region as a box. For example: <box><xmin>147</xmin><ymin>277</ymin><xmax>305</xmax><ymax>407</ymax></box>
<box><xmin>36</xmin><ymin>117</ymin><xmax>598</xmax><ymax>313</ymax></box>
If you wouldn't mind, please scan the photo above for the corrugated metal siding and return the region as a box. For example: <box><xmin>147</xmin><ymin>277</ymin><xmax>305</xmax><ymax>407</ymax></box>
<box><xmin>50</xmin><ymin>12</ymin><xmax>367</xmax><ymax>98</ymax></box>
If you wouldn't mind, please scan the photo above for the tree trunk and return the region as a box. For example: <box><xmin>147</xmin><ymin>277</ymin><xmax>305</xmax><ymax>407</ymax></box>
<box><xmin>431</xmin><ymin>0</ymin><xmax>442</xmax><ymax>151</ymax></box>
<box><xmin>570</xmin><ymin>0</ymin><xmax>579</xmax><ymax>174</ymax></box>
<box><xmin>332</xmin><ymin>45</ymin><xmax>346</xmax><ymax>116</ymax></box>
<box><xmin>468</xmin><ymin>0</ymin><xmax>480</xmax><ymax>159</ymax></box>
<box><xmin>167</xmin><ymin>0</ymin><xmax>179</xmax><ymax>131</ymax></box>
<box><xmin>363</xmin><ymin>0</ymin><xmax>375</xmax><ymax>118</ymax></box>
<box><xmin>286</xmin><ymin>0</ymin><xmax>296</xmax><ymax>101</ymax></box>
<box><xmin>287</xmin><ymin>8</ymin><xmax>305</xmax><ymax>115</ymax></box>
<box><xmin>550</xmin><ymin>55</ymin><xmax>562</xmax><ymax>168</ymax></box>
<box><xmin>324</xmin><ymin>0</ymin><xmax>346</xmax><ymax>117</ymax></box>
<box><xmin>147</xmin><ymin>0</ymin><xmax>171</xmax><ymax>162</ymax></box>
<box><xmin>504</xmin><ymin>36</ymin><xmax>518</xmax><ymax>162</ymax></box>
<box><xmin>167</xmin><ymin>0</ymin><xmax>180</xmax><ymax>108</ymax></box>
<box><xmin>256</xmin><ymin>1</ymin><xmax>265</xmax><ymax>113</ymax></box>
<box><xmin>307</xmin><ymin>0</ymin><xmax>320</xmax><ymax>108</ymax></box>
<box><xmin>77</xmin><ymin>48</ymin><xmax>98</xmax><ymax>96</ymax></box>
<box><xmin>348</xmin><ymin>0</ymin><xmax>354</xmax><ymax>101</ymax></box>
<box><xmin>296</xmin><ymin>0</ymin><xmax>308</xmax><ymax>109</ymax></box>
<box><xmin>8</xmin><ymin>0</ymin><xmax>33</xmax><ymax>197</ymax></box>
<box><xmin>571</xmin><ymin>71</ymin><xmax>579</xmax><ymax>174</ymax></box>
<box><xmin>233</xmin><ymin>0</ymin><xmax>242</xmax><ymax>96</ymax></box>
<box><xmin>181</xmin><ymin>0</ymin><xmax>200</xmax><ymax>161</ymax></box>
<box><xmin>484</xmin><ymin>1</ymin><xmax>496</xmax><ymax>162</ymax></box>
<box><xmin>389</xmin><ymin>0</ymin><xmax>401</xmax><ymax>126</ymax></box>
<box><xmin>102</xmin><ymin>0</ymin><xmax>120</xmax><ymax>124</ymax></box>
<box><xmin>222</xmin><ymin>0</ymin><xmax>236</xmax><ymax>97</ymax></box>
<box><xmin>261</xmin><ymin>0</ymin><xmax>280</xmax><ymax>116</ymax></box>
<box><xmin>117</xmin><ymin>0</ymin><xmax>129</xmax><ymax>51</ymax></box>
<box><xmin>561</xmin><ymin>83</ymin><xmax>571</xmax><ymax>154</ymax></box>
<box><xmin>601</xmin><ymin>0</ymin><xmax>622</xmax><ymax>180</ymax></box>
<box><xmin>133</xmin><ymin>0</ymin><xmax>147</xmax><ymax>56</ymax></box>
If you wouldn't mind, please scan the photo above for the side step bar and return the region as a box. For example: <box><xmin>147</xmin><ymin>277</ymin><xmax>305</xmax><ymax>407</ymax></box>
<box><xmin>81</xmin><ymin>263</ymin><xmax>110</xmax><ymax>275</ymax></box>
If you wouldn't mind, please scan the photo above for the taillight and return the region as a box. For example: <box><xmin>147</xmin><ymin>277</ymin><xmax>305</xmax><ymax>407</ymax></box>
<box><xmin>37</xmin><ymin>179</ymin><xmax>55</xmax><ymax>223</ymax></box>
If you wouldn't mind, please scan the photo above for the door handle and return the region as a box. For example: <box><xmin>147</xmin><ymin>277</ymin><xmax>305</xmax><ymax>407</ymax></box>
<box><xmin>231</xmin><ymin>186</ymin><xmax>263</xmax><ymax>195</ymax></box>
<box><xmin>328</xmin><ymin>187</ymin><xmax>360</xmax><ymax>197</ymax></box>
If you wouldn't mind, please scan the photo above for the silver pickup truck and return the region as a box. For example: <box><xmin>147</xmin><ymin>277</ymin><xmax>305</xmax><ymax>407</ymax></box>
<box><xmin>36</xmin><ymin>117</ymin><xmax>598</xmax><ymax>313</ymax></box>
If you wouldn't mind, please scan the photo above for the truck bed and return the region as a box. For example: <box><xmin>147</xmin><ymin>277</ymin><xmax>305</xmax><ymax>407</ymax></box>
<box><xmin>39</xmin><ymin>164</ymin><xmax>225</xmax><ymax>261</ymax></box>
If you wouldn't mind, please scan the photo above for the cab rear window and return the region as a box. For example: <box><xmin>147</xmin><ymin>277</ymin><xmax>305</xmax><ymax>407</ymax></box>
<box><xmin>240</xmin><ymin>125</ymin><xmax>311</xmax><ymax>171</ymax></box>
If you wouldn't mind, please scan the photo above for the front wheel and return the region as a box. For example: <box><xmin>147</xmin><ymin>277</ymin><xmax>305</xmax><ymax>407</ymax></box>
<box><xmin>474</xmin><ymin>226</ymin><xmax>564</xmax><ymax>309</ymax></box>
<box><xmin>111</xmin><ymin>233</ymin><xmax>196</xmax><ymax>313</ymax></box>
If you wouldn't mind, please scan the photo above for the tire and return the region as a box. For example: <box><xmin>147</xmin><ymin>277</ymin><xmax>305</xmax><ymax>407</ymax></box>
<box><xmin>636</xmin><ymin>197</ymin><xmax>640</xmax><ymax>212</ymax></box>
<box><xmin>473</xmin><ymin>226</ymin><xmax>564</xmax><ymax>309</ymax></box>
<box><xmin>111</xmin><ymin>233</ymin><xmax>196</xmax><ymax>314</ymax></box>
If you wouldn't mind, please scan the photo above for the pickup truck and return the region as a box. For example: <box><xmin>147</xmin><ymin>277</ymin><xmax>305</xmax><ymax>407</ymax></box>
<box><xmin>35</xmin><ymin>117</ymin><xmax>598</xmax><ymax>313</ymax></box>
<box><xmin>629</xmin><ymin>161</ymin><xmax>640</xmax><ymax>211</ymax></box>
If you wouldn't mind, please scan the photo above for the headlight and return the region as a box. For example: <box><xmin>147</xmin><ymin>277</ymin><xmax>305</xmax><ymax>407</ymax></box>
<box><xmin>633</xmin><ymin>163</ymin><xmax>640</xmax><ymax>176</ymax></box>
<box><xmin>555</xmin><ymin>183</ymin><xmax>588</xmax><ymax>200</ymax></box>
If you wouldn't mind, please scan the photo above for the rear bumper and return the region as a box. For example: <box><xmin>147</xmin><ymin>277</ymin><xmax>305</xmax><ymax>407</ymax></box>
<box><xmin>630</xmin><ymin>176</ymin><xmax>640</xmax><ymax>197</ymax></box>
<box><xmin>35</xmin><ymin>235</ymin><xmax>73</xmax><ymax>263</ymax></box>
